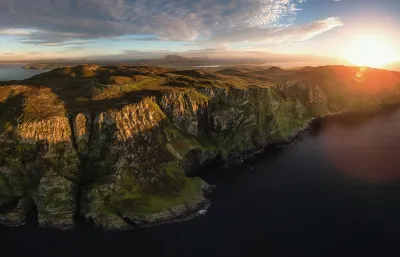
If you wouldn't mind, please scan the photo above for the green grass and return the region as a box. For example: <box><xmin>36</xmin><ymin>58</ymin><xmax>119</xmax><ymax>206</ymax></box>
<box><xmin>108</xmin><ymin>76</ymin><xmax>134</xmax><ymax>85</ymax></box>
<box><xmin>116</xmin><ymin>161</ymin><xmax>203</xmax><ymax>214</ymax></box>
<box><xmin>92</xmin><ymin>78</ymin><xmax>162</xmax><ymax>101</ymax></box>
<box><xmin>164</xmin><ymin>126</ymin><xmax>203</xmax><ymax>156</ymax></box>
<box><xmin>132</xmin><ymin>177</ymin><xmax>203</xmax><ymax>214</ymax></box>
<box><xmin>102</xmin><ymin>160</ymin><xmax>203</xmax><ymax>215</ymax></box>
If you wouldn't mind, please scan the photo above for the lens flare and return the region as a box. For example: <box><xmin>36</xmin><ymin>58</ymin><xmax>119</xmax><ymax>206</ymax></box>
<box><xmin>343</xmin><ymin>35</ymin><xmax>399</xmax><ymax>68</ymax></box>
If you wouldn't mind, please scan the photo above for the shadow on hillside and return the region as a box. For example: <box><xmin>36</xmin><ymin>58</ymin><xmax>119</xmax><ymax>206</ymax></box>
<box><xmin>0</xmin><ymin>78</ymin><xmax>165</xmax><ymax>114</ymax></box>
<box><xmin>0</xmin><ymin>93</ymin><xmax>24</xmax><ymax>133</ymax></box>
<box><xmin>69</xmin><ymin>89</ymin><xmax>164</xmax><ymax>113</ymax></box>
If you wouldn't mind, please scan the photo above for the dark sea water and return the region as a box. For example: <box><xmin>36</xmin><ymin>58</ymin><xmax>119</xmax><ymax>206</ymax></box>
<box><xmin>0</xmin><ymin>64</ymin><xmax>50</xmax><ymax>81</ymax></box>
<box><xmin>1</xmin><ymin>109</ymin><xmax>400</xmax><ymax>257</ymax></box>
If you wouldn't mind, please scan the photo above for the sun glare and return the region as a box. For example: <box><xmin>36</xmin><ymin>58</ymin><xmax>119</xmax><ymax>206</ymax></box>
<box><xmin>343</xmin><ymin>35</ymin><xmax>399</xmax><ymax>68</ymax></box>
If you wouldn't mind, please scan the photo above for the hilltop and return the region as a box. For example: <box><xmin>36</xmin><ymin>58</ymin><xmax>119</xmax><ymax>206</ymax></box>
<box><xmin>0</xmin><ymin>65</ymin><xmax>400</xmax><ymax>230</ymax></box>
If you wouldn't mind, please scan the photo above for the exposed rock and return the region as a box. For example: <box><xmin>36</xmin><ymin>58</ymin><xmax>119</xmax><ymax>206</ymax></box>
<box><xmin>33</xmin><ymin>170</ymin><xmax>77</xmax><ymax>229</ymax></box>
<box><xmin>0</xmin><ymin>167</ymin><xmax>27</xmax><ymax>207</ymax></box>
<box><xmin>72</xmin><ymin>113</ymin><xmax>92</xmax><ymax>156</ymax></box>
<box><xmin>1</xmin><ymin>65</ymin><xmax>400</xmax><ymax>230</ymax></box>
<box><xmin>156</xmin><ymin>91</ymin><xmax>208</xmax><ymax>136</ymax></box>
<box><xmin>182</xmin><ymin>149</ymin><xmax>218</xmax><ymax>176</ymax></box>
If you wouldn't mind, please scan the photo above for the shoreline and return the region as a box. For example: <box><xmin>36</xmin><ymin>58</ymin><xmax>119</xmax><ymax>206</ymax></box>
<box><xmin>98</xmin><ymin>118</ymin><xmax>318</xmax><ymax>231</ymax></box>
<box><xmin>0</xmin><ymin>115</ymin><xmax>358</xmax><ymax>231</ymax></box>
<box><xmin>1</xmin><ymin>104</ymin><xmax>398</xmax><ymax>231</ymax></box>
<box><xmin>0</xmin><ymin>120</ymin><xmax>313</xmax><ymax>231</ymax></box>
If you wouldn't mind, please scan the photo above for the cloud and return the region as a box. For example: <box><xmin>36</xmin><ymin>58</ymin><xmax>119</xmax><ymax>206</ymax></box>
<box><xmin>65</xmin><ymin>46</ymin><xmax>87</xmax><ymax>51</ymax></box>
<box><xmin>0</xmin><ymin>0</ymin><xmax>308</xmax><ymax>45</ymax></box>
<box><xmin>210</xmin><ymin>17</ymin><xmax>343</xmax><ymax>43</ymax></box>
<box><xmin>16</xmin><ymin>30</ymin><xmax>94</xmax><ymax>45</ymax></box>
<box><xmin>0</xmin><ymin>29</ymin><xmax>34</xmax><ymax>35</ymax></box>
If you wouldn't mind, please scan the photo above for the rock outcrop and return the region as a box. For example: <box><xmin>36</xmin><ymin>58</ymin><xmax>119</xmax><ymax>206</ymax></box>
<box><xmin>1</xmin><ymin>65</ymin><xmax>400</xmax><ymax>229</ymax></box>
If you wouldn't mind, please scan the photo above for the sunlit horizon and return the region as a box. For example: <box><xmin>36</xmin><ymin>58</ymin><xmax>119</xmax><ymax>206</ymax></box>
<box><xmin>342</xmin><ymin>35</ymin><xmax>400</xmax><ymax>68</ymax></box>
<box><xmin>0</xmin><ymin>0</ymin><xmax>399</xmax><ymax>71</ymax></box>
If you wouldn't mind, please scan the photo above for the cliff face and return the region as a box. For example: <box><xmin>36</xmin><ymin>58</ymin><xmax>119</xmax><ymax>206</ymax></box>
<box><xmin>1</xmin><ymin>65</ymin><xmax>399</xmax><ymax>229</ymax></box>
<box><xmin>79</xmin><ymin>99</ymin><xmax>211</xmax><ymax>228</ymax></box>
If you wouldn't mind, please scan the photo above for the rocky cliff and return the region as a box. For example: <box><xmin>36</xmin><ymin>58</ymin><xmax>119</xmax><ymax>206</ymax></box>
<box><xmin>0</xmin><ymin>65</ymin><xmax>399</xmax><ymax>229</ymax></box>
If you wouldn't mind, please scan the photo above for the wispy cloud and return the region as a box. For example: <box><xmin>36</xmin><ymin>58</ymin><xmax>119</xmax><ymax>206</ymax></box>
<box><xmin>0</xmin><ymin>0</ymin><xmax>323</xmax><ymax>45</ymax></box>
<box><xmin>37</xmin><ymin>42</ymin><xmax>91</xmax><ymax>47</ymax></box>
<box><xmin>0</xmin><ymin>29</ymin><xmax>36</xmax><ymax>36</ymax></box>
<box><xmin>210</xmin><ymin>17</ymin><xmax>343</xmax><ymax>43</ymax></box>
<box><xmin>65</xmin><ymin>46</ymin><xmax>87</xmax><ymax>51</ymax></box>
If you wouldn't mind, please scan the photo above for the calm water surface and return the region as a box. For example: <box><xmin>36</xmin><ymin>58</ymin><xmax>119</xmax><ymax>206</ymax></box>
<box><xmin>0</xmin><ymin>64</ymin><xmax>50</xmax><ymax>81</ymax></box>
<box><xmin>1</xmin><ymin>110</ymin><xmax>400</xmax><ymax>257</ymax></box>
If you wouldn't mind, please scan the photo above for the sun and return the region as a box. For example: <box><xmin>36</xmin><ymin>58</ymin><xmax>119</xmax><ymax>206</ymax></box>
<box><xmin>343</xmin><ymin>35</ymin><xmax>398</xmax><ymax>68</ymax></box>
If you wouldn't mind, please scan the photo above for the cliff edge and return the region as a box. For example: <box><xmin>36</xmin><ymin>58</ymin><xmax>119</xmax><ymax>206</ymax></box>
<box><xmin>0</xmin><ymin>65</ymin><xmax>399</xmax><ymax>229</ymax></box>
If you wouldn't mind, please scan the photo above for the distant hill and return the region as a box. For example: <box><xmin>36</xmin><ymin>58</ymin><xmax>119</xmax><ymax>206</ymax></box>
<box><xmin>268</xmin><ymin>66</ymin><xmax>283</xmax><ymax>72</ymax></box>
<box><xmin>29</xmin><ymin>64</ymin><xmax>100</xmax><ymax>79</ymax></box>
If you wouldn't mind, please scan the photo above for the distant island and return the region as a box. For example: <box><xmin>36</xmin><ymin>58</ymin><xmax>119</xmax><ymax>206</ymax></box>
<box><xmin>22</xmin><ymin>63</ymin><xmax>66</xmax><ymax>70</ymax></box>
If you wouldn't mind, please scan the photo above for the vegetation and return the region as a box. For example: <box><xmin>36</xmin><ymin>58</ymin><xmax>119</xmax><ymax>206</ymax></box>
<box><xmin>0</xmin><ymin>64</ymin><xmax>400</xmax><ymax>229</ymax></box>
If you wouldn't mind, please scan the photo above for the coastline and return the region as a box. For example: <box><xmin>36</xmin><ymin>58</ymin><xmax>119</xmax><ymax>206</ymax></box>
<box><xmin>91</xmin><ymin>105</ymin><xmax>400</xmax><ymax>230</ymax></box>
<box><xmin>0</xmin><ymin>119</ymin><xmax>314</xmax><ymax>231</ymax></box>
<box><xmin>120</xmin><ymin>117</ymin><xmax>319</xmax><ymax>231</ymax></box>
<box><xmin>1</xmin><ymin>106</ymin><xmax>398</xmax><ymax>231</ymax></box>
<box><xmin>1</xmin><ymin>63</ymin><xmax>399</xmax><ymax>231</ymax></box>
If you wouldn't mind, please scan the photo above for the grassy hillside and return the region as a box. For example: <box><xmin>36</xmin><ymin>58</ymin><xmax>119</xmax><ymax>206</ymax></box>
<box><xmin>0</xmin><ymin>65</ymin><xmax>399</xmax><ymax>229</ymax></box>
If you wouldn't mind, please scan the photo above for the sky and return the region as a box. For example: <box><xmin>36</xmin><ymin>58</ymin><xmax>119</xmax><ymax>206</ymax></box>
<box><xmin>0</xmin><ymin>0</ymin><xmax>400</xmax><ymax>65</ymax></box>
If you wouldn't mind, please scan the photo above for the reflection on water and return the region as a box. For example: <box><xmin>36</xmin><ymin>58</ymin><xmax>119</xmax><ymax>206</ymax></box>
<box><xmin>318</xmin><ymin>109</ymin><xmax>400</xmax><ymax>181</ymax></box>
<box><xmin>1</xmin><ymin>109</ymin><xmax>400</xmax><ymax>257</ymax></box>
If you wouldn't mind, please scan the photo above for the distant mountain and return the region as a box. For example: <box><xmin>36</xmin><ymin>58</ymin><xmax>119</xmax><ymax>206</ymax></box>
<box><xmin>163</xmin><ymin>55</ymin><xmax>189</xmax><ymax>61</ymax></box>
<box><xmin>116</xmin><ymin>55</ymin><xmax>265</xmax><ymax>67</ymax></box>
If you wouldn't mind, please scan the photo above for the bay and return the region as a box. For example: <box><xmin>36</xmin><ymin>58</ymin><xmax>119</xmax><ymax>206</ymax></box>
<box><xmin>0</xmin><ymin>64</ymin><xmax>50</xmax><ymax>81</ymax></box>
